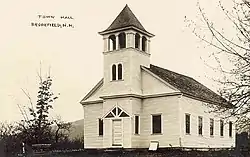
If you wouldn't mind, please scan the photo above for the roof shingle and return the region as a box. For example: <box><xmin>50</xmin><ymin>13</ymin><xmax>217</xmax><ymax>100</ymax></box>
<box><xmin>145</xmin><ymin>64</ymin><xmax>229</xmax><ymax>106</ymax></box>
<box><xmin>100</xmin><ymin>5</ymin><xmax>147</xmax><ymax>34</ymax></box>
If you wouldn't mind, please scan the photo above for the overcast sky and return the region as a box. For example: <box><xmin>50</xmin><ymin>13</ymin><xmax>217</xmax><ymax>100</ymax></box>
<box><xmin>0</xmin><ymin>0</ymin><xmax>233</xmax><ymax>122</ymax></box>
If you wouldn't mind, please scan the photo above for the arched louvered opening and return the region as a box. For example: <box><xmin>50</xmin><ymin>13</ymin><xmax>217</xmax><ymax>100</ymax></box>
<box><xmin>112</xmin><ymin>64</ymin><xmax>116</xmax><ymax>80</ymax></box>
<box><xmin>135</xmin><ymin>33</ymin><xmax>140</xmax><ymax>49</ymax></box>
<box><xmin>118</xmin><ymin>64</ymin><xmax>123</xmax><ymax>80</ymax></box>
<box><xmin>108</xmin><ymin>35</ymin><xmax>116</xmax><ymax>51</ymax></box>
<box><xmin>118</xmin><ymin>32</ymin><xmax>126</xmax><ymax>49</ymax></box>
<box><xmin>142</xmin><ymin>36</ymin><xmax>147</xmax><ymax>52</ymax></box>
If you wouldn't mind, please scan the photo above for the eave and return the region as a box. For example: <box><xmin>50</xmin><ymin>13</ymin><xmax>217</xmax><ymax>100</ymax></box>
<box><xmin>99</xmin><ymin>26</ymin><xmax>155</xmax><ymax>37</ymax></box>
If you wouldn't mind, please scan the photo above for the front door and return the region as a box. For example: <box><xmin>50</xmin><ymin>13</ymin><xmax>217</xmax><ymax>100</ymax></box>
<box><xmin>112</xmin><ymin>119</ymin><xmax>122</xmax><ymax>146</ymax></box>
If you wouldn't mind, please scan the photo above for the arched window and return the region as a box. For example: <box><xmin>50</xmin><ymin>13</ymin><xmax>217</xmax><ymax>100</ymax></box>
<box><xmin>112</xmin><ymin>64</ymin><xmax>116</xmax><ymax>80</ymax></box>
<box><xmin>118</xmin><ymin>32</ymin><xmax>126</xmax><ymax>49</ymax></box>
<box><xmin>118</xmin><ymin>64</ymin><xmax>122</xmax><ymax>80</ymax></box>
<box><xmin>135</xmin><ymin>33</ymin><xmax>140</xmax><ymax>49</ymax></box>
<box><xmin>108</xmin><ymin>35</ymin><xmax>116</xmax><ymax>51</ymax></box>
<box><xmin>142</xmin><ymin>36</ymin><xmax>147</xmax><ymax>52</ymax></box>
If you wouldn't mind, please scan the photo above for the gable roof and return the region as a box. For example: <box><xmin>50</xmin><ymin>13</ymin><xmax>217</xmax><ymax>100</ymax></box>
<box><xmin>99</xmin><ymin>5</ymin><xmax>153</xmax><ymax>36</ymax></box>
<box><xmin>144</xmin><ymin>64</ymin><xmax>230</xmax><ymax>106</ymax></box>
<box><xmin>80</xmin><ymin>64</ymin><xmax>230</xmax><ymax>107</ymax></box>
<box><xmin>81</xmin><ymin>78</ymin><xmax>103</xmax><ymax>102</ymax></box>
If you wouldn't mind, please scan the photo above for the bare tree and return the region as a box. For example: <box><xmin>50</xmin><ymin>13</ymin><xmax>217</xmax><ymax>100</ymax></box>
<box><xmin>14</xmin><ymin>67</ymin><xmax>71</xmax><ymax>146</ymax></box>
<box><xmin>53</xmin><ymin>117</ymin><xmax>72</xmax><ymax>143</ymax></box>
<box><xmin>186</xmin><ymin>0</ymin><xmax>250</xmax><ymax>131</ymax></box>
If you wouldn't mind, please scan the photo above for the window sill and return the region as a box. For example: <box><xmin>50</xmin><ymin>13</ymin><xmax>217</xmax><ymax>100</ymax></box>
<box><xmin>220</xmin><ymin>136</ymin><xmax>224</xmax><ymax>138</ymax></box>
<box><xmin>210</xmin><ymin>135</ymin><xmax>214</xmax><ymax>138</ymax></box>
<box><xmin>151</xmin><ymin>133</ymin><xmax>162</xmax><ymax>135</ymax></box>
<box><xmin>98</xmin><ymin>135</ymin><xmax>103</xmax><ymax>137</ymax></box>
<box><xmin>110</xmin><ymin>79</ymin><xmax>124</xmax><ymax>82</ymax></box>
<box><xmin>198</xmin><ymin>134</ymin><xmax>203</xmax><ymax>137</ymax></box>
<box><xmin>185</xmin><ymin>133</ymin><xmax>191</xmax><ymax>135</ymax></box>
<box><xmin>112</xmin><ymin>144</ymin><xmax>122</xmax><ymax>147</ymax></box>
<box><xmin>134</xmin><ymin>133</ymin><xmax>140</xmax><ymax>136</ymax></box>
<box><xmin>104</xmin><ymin>48</ymin><xmax>150</xmax><ymax>55</ymax></box>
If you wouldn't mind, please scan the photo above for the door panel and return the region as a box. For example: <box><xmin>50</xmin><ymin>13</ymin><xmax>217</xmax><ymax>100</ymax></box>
<box><xmin>112</xmin><ymin>119</ymin><xmax>122</xmax><ymax>146</ymax></box>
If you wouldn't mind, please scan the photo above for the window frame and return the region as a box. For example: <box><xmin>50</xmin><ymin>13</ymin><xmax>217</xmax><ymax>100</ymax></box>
<box><xmin>117</xmin><ymin>63</ymin><xmax>123</xmax><ymax>80</ymax></box>
<box><xmin>198</xmin><ymin>116</ymin><xmax>203</xmax><ymax>136</ymax></box>
<box><xmin>151</xmin><ymin>114</ymin><xmax>162</xmax><ymax>135</ymax></box>
<box><xmin>185</xmin><ymin>113</ymin><xmax>191</xmax><ymax>135</ymax></box>
<box><xmin>108</xmin><ymin>35</ymin><xmax>116</xmax><ymax>51</ymax></box>
<box><xmin>210</xmin><ymin>118</ymin><xmax>214</xmax><ymax>137</ymax></box>
<box><xmin>111</xmin><ymin>64</ymin><xmax>116</xmax><ymax>81</ymax></box>
<box><xmin>142</xmin><ymin>36</ymin><xmax>147</xmax><ymax>52</ymax></box>
<box><xmin>220</xmin><ymin>119</ymin><xmax>224</xmax><ymax>137</ymax></box>
<box><xmin>110</xmin><ymin>63</ymin><xmax>124</xmax><ymax>81</ymax></box>
<box><xmin>104</xmin><ymin>106</ymin><xmax>130</xmax><ymax>119</ymax></box>
<box><xmin>134</xmin><ymin>115</ymin><xmax>140</xmax><ymax>135</ymax></box>
<box><xmin>118</xmin><ymin>32</ymin><xmax>126</xmax><ymax>49</ymax></box>
<box><xmin>135</xmin><ymin>33</ymin><xmax>140</xmax><ymax>49</ymax></box>
<box><xmin>229</xmin><ymin>121</ymin><xmax>233</xmax><ymax>137</ymax></box>
<box><xmin>98</xmin><ymin>118</ymin><xmax>103</xmax><ymax>136</ymax></box>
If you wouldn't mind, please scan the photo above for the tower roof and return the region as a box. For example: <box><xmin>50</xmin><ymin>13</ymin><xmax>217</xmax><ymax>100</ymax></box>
<box><xmin>99</xmin><ymin>5</ymin><xmax>154</xmax><ymax>36</ymax></box>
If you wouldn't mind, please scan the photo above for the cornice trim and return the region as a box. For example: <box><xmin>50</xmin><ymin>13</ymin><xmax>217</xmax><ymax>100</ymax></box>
<box><xmin>99</xmin><ymin>26</ymin><xmax>155</xmax><ymax>37</ymax></box>
<box><xmin>81</xmin><ymin>100</ymin><xmax>103</xmax><ymax>105</ymax></box>
<box><xmin>103</xmin><ymin>47</ymin><xmax>150</xmax><ymax>57</ymax></box>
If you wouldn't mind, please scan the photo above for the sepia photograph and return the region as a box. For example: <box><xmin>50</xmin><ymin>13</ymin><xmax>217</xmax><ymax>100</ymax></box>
<box><xmin>0</xmin><ymin>0</ymin><xmax>250</xmax><ymax>156</ymax></box>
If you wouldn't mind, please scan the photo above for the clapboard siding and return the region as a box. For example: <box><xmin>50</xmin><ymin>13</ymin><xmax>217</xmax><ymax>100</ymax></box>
<box><xmin>103</xmin><ymin>118</ymin><xmax>112</xmax><ymax>148</ymax></box>
<box><xmin>83</xmin><ymin>103</ymin><xmax>103</xmax><ymax>148</ymax></box>
<box><xmin>103</xmin><ymin>98</ymin><xmax>133</xmax><ymax>117</ymax></box>
<box><xmin>86</xmin><ymin>84</ymin><xmax>103</xmax><ymax>102</ymax></box>
<box><xmin>102</xmin><ymin>48</ymin><xmax>150</xmax><ymax>96</ymax></box>
<box><xmin>131</xmin><ymin>98</ymin><xmax>143</xmax><ymax>148</ymax></box>
<box><xmin>129</xmin><ymin>48</ymin><xmax>151</xmax><ymax>94</ymax></box>
<box><xmin>140</xmin><ymin>95</ymin><xmax>181</xmax><ymax>148</ymax></box>
<box><xmin>123</xmin><ymin>118</ymin><xmax>132</xmax><ymax>148</ymax></box>
<box><xmin>83</xmin><ymin>95</ymin><xmax>235</xmax><ymax>149</ymax></box>
<box><xmin>179</xmin><ymin>96</ymin><xmax>235</xmax><ymax>148</ymax></box>
<box><xmin>142</xmin><ymin>69</ymin><xmax>178</xmax><ymax>95</ymax></box>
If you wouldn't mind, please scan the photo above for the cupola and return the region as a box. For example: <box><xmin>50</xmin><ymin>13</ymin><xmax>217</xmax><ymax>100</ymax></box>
<box><xmin>99</xmin><ymin>5</ymin><xmax>154</xmax><ymax>53</ymax></box>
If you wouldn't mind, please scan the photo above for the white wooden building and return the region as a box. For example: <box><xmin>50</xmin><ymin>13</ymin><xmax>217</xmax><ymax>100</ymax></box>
<box><xmin>80</xmin><ymin>5</ymin><xmax>235</xmax><ymax>149</ymax></box>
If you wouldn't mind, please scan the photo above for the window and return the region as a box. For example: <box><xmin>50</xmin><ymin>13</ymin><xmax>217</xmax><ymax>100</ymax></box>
<box><xmin>142</xmin><ymin>36</ymin><xmax>147</xmax><ymax>52</ymax></box>
<box><xmin>229</xmin><ymin>121</ymin><xmax>233</xmax><ymax>137</ymax></box>
<box><xmin>118</xmin><ymin>64</ymin><xmax>122</xmax><ymax>80</ymax></box>
<box><xmin>108</xmin><ymin>35</ymin><xmax>116</xmax><ymax>51</ymax></box>
<box><xmin>198</xmin><ymin>116</ymin><xmax>203</xmax><ymax>135</ymax></box>
<box><xmin>112</xmin><ymin>64</ymin><xmax>116</xmax><ymax>80</ymax></box>
<box><xmin>105</xmin><ymin>106</ymin><xmax>129</xmax><ymax>118</ymax></box>
<box><xmin>117</xmin><ymin>107</ymin><xmax>122</xmax><ymax>115</ymax></box>
<box><xmin>220</xmin><ymin>120</ymin><xmax>224</xmax><ymax>136</ymax></box>
<box><xmin>185</xmin><ymin>114</ymin><xmax>190</xmax><ymax>134</ymax></box>
<box><xmin>106</xmin><ymin>112</ymin><xmax>114</xmax><ymax>118</ymax></box>
<box><xmin>120</xmin><ymin>112</ymin><xmax>129</xmax><ymax>117</ymax></box>
<box><xmin>210</xmin><ymin>118</ymin><xmax>214</xmax><ymax>136</ymax></box>
<box><xmin>152</xmin><ymin>115</ymin><xmax>161</xmax><ymax>134</ymax></box>
<box><xmin>135</xmin><ymin>33</ymin><xmax>140</xmax><ymax>49</ymax></box>
<box><xmin>118</xmin><ymin>32</ymin><xmax>126</xmax><ymax>49</ymax></box>
<box><xmin>98</xmin><ymin>119</ymin><xmax>103</xmax><ymax>136</ymax></box>
<box><xmin>111</xmin><ymin>63</ymin><xmax>123</xmax><ymax>81</ymax></box>
<box><xmin>135</xmin><ymin>115</ymin><xmax>139</xmax><ymax>134</ymax></box>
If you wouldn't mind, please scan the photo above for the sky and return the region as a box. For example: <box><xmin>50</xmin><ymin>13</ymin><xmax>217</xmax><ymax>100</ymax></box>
<box><xmin>0</xmin><ymin>0</ymin><xmax>234</xmax><ymax>122</ymax></box>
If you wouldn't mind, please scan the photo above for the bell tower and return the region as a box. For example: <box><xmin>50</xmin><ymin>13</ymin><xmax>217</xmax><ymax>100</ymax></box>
<box><xmin>99</xmin><ymin>5</ymin><xmax>154</xmax><ymax>96</ymax></box>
